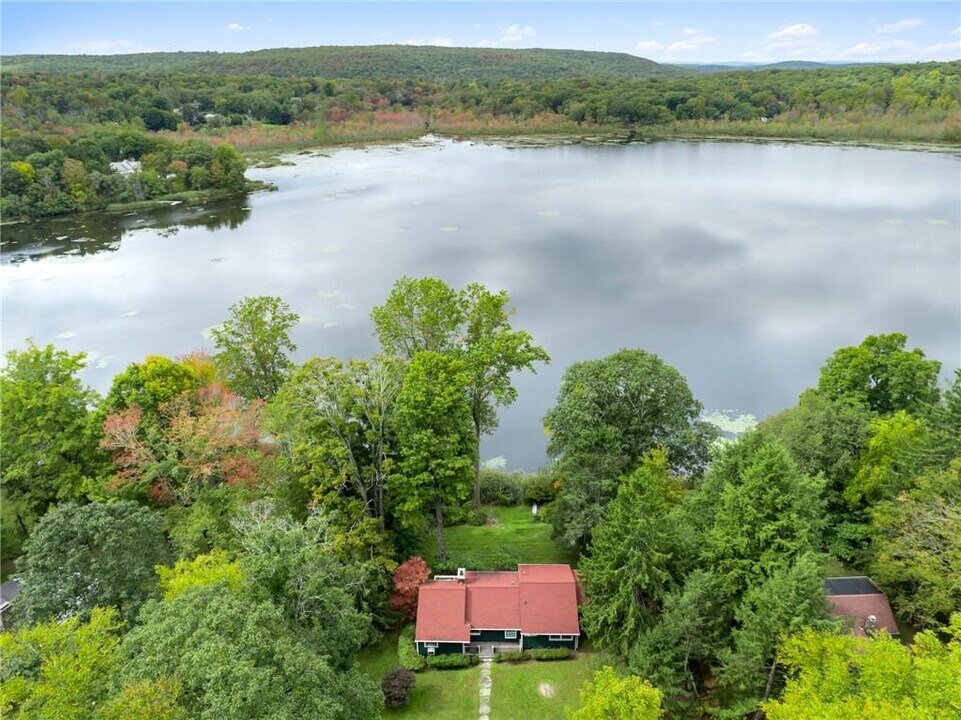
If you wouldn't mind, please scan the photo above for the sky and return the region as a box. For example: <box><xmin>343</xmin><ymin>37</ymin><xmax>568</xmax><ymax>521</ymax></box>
<box><xmin>2</xmin><ymin>2</ymin><xmax>959</xmax><ymax>64</ymax></box>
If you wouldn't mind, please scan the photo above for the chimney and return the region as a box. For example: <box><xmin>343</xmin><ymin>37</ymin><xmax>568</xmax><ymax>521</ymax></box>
<box><xmin>456</xmin><ymin>568</ymin><xmax>466</xmax><ymax>582</ymax></box>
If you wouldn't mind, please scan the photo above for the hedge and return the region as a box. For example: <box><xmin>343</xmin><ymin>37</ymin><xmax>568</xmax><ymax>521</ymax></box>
<box><xmin>398</xmin><ymin>625</ymin><xmax>426</xmax><ymax>671</ymax></box>
<box><xmin>531</xmin><ymin>647</ymin><xmax>573</xmax><ymax>661</ymax></box>
<box><xmin>494</xmin><ymin>650</ymin><xmax>531</xmax><ymax>663</ymax></box>
<box><xmin>426</xmin><ymin>653</ymin><xmax>479</xmax><ymax>669</ymax></box>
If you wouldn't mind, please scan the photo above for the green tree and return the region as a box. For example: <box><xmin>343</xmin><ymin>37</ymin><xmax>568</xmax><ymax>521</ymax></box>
<box><xmin>14</xmin><ymin>501</ymin><xmax>170</xmax><ymax>624</ymax></box>
<box><xmin>103</xmin><ymin>354</ymin><xmax>200</xmax><ymax>418</ymax></box>
<box><xmin>870</xmin><ymin>459</ymin><xmax>961</xmax><ymax>629</ymax></box>
<box><xmin>762</xmin><ymin>615</ymin><xmax>961</xmax><ymax>720</ymax></box>
<box><xmin>545</xmin><ymin>348</ymin><xmax>717</xmax><ymax>547</ymax></box>
<box><xmin>118</xmin><ymin>583</ymin><xmax>382</xmax><ymax>720</ymax></box>
<box><xmin>845</xmin><ymin>410</ymin><xmax>926</xmax><ymax>508</ymax></box>
<box><xmin>212</xmin><ymin>295</ymin><xmax>299</xmax><ymax>400</ymax></box>
<box><xmin>760</xmin><ymin>390</ymin><xmax>874</xmax><ymax>561</ymax></box>
<box><xmin>580</xmin><ymin>450</ymin><xmax>686</xmax><ymax>656</ymax></box>
<box><xmin>391</xmin><ymin>351</ymin><xmax>474</xmax><ymax>562</ymax></box>
<box><xmin>0</xmin><ymin>608</ymin><xmax>121</xmax><ymax>720</ymax></box>
<box><xmin>238</xmin><ymin>515</ymin><xmax>379</xmax><ymax>665</ymax></box>
<box><xmin>156</xmin><ymin>549</ymin><xmax>243</xmax><ymax>599</ymax></box>
<box><xmin>371</xmin><ymin>276</ymin><xmax>463</xmax><ymax>358</ymax></box>
<box><xmin>0</xmin><ymin>342</ymin><xmax>102</xmax><ymax>534</ymax></box>
<box><xmin>568</xmin><ymin>666</ymin><xmax>664</xmax><ymax>720</ymax></box>
<box><xmin>269</xmin><ymin>355</ymin><xmax>403</xmax><ymax>521</ymax></box>
<box><xmin>816</xmin><ymin>333</ymin><xmax>941</xmax><ymax>415</ymax></box>
<box><xmin>699</xmin><ymin>432</ymin><xmax>824</xmax><ymax>602</ymax></box>
<box><xmin>715</xmin><ymin>554</ymin><xmax>834</xmax><ymax>715</ymax></box>
<box><xmin>628</xmin><ymin>569</ymin><xmax>728</xmax><ymax>706</ymax></box>
<box><xmin>460</xmin><ymin>282</ymin><xmax>549</xmax><ymax>507</ymax></box>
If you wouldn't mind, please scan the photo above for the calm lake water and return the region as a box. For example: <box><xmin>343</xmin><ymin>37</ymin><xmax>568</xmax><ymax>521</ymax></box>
<box><xmin>3</xmin><ymin>138</ymin><xmax>959</xmax><ymax>468</ymax></box>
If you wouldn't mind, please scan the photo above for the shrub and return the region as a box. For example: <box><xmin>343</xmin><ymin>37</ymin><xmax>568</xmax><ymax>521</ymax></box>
<box><xmin>381</xmin><ymin>667</ymin><xmax>416</xmax><ymax>708</ymax></box>
<box><xmin>531</xmin><ymin>647</ymin><xmax>573</xmax><ymax>661</ymax></box>
<box><xmin>426</xmin><ymin>653</ymin><xmax>476</xmax><ymax>669</ymax></box>
<box><xmin>524</xmin><ymin>469</ymin><xmax>558</xmax><ymax>504</ymax></box>
<box><xmin>490</xmin><ymin>545</ymin><xmax>520</xmax><ymax>571</ymax></box>
<box><xmin>494</xmin><ymin>650</ymin><xmax>531</xmax><ymax>663</ymax></box>
<box><xmin>398</xmin><ymin>625</ymin><xmax>426</xmax><ymax>671</ymax></box>
<box><xmin>433</xmin><ymin>554</ymin><xmax>481</xmax><ymax>576</ymax></box>
<box><xmin>390</xmin><ymin>556</ymin><xmax>431</xmax><ymax>620</ymax></box>
<box><xmin>480</xmin><ymin>469</ymin><xmax>527</xmax><ymax>506</ymax></box>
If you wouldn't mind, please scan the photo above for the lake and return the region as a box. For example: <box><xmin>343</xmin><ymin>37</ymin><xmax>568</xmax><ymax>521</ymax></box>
<box><xmin>3</xmin><ymin>138</ymin><xmax>959</xmax><ymax>469</ymax></box>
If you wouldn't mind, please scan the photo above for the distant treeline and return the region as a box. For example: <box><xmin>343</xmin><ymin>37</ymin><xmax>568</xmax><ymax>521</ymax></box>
<box><xmin>2</xmin><ymin>56</ymin><xmax>959</xmax><ymax>218</ymax></box>
<box><xmin>2</xmin><ymin>46</ymin><xmax>681</xmax><ymax>81</ymax></box>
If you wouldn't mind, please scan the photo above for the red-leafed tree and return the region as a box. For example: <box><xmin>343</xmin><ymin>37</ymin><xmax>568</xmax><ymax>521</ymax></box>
<box><xmin>390</xmin><ymin>556</ymin><xmax>432</xmax><ymax>620</ymax></box>
<box><xmin>101</xmin><ymin>383</ymin><xmax>267</xmax><ymax>505</ymax></box>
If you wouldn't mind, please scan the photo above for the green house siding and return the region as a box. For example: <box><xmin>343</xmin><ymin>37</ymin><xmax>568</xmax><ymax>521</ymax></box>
<box><xmin>416</xmin><ymin>641</ymin><xmax>464</xmax><ymax>656</ymax></box>
<box><xmin>522</xmin><ymin>634</ymin><xmax>578</xmax><ymax>650</ymax></box>
<box><xmin>469</xmin><ymin>629</ymin><xmax>518</xmax><ymax>643</ymax></box>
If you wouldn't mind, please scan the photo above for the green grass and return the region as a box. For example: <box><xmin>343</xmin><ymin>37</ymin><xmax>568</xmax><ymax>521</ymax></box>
<box><xmin>489</xmin><ymin>644</ymin><xmax>612</xmax><ymax>718</ymax></box>
<box><xmin>357</xmin><ymin>630</ymin><xmax>480</xmax><ymax>719</ymax></box>
<box><xmin>357</xmin><ymin>632</ymin><xmax>613</xmax><ymax>719</ymax></box>
<box><xmin>430</xmin><ymin>505</ymin><xmax>577</xmax><ymax>569</ymax></box>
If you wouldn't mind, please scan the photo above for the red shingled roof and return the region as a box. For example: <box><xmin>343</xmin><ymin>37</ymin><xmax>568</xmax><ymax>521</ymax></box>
<box><xmin>828</xmin><ymin>594</ymin><xmax>899</xmax><ymax>637</ymax></box>
<box><xmin>414</xmin><ymin>581</ymin><xmax>470</xmax><ymax>642</ymax></box>
<box><xmin>415</xmin><ymin>564</ymin><xmax>580</xmax><ymax>642</ymax></box>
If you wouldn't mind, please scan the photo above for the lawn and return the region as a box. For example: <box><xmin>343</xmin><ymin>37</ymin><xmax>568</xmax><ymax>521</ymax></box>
<box><xmin>428</xmin><ymin>505</ymin><xmax>578</xmax><ymax>569</ymax></box>
<box><xmin>489</xmin><ymin>645</ymin><xmax>612</xmax><ymax>719</ymax></box>
<box><xmin>358</xmin><ymin>632</ymin><xmax>612</xmax><ymax>719</ymax></box>
<box><xmin>358</xmin><ymin>630</ymin><xmax>480</xmax><ymax>720</ymax></box>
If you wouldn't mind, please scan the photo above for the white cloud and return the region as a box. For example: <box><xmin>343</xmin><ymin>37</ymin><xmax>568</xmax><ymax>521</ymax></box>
<box><xmin>767</xmin><ymin>23</ymin><xmax>818</xmax><ymax>40</ymax></box>
<box><xmin>67</xmin><ymin>39</ymin><xmax>154</xmax><ymax>54</ymax></box>
<box><xmin>500</xmin><ymin>24</ymin><xmax>535</xmax><ymax>44</ymax></box>
<box><xmin>921</xmin><ymin>39</ymin><xmax>961</xmax><ymax>60</ymax></box>
<box><xmin>665</xmin><ymin>41</ymin><xmax>701</xmax><ymax>53</ymax></box>
<box><xmin>635</xmin><ymin>40</ymin><xmax>664</xmax><ymax>52</ymax></box>
<box><xmin>841</xmin><ymin>39</ymin><xmax>915</xmax><ymax>58</ymax></box>
<box><xmin>876</xmin><ymin>18</ymin><xmax>924</xmax><ymax>34</ymax></box>
<box><xmin>651</xmin><ymin>21</ymin><xmax>664</xmax><ymax>28</ymax></box>
<box><xmin>740</xmin><ymin>51</ymin><xmax>772</xmax><ymax>62</ymax></box>
<box><xmin>403</xmin><ymin>37</ymin><xmax>453</xmax><ymax>47</ymax></box>
<box><xmin>226</xmin><ymin>22</ymin><xmax>250</xmax><ymax>32</ymax></box>
<box><xmin>952</xmin><ymin>27</ymin><xmax>961</xmax><ymax>35</ymax></box>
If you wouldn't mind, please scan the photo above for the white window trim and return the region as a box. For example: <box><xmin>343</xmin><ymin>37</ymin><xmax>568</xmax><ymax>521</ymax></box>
<box><xmin>548</xmin><ymin>634</ymin><xmax>573</xmax><ymax>641</ymax></box>
<box><xmin>504</xmin><ymin>630</ymin><xmax>518</xmax><ymax>639</ymax></box>
<box><xmin>424</xmin><ymin>642</ymin><xmax>439</xmax><ymax>649</ymax></box>
<box><xmin>470</xmin><ymin>629</ymin><xmax>481</xmax><ymax>636</ymax></box>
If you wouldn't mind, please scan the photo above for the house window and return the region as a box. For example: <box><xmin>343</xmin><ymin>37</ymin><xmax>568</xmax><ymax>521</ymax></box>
<box><xmin>425</xmin><ymin>642</ymin><xmax>438</xmax><ymax>649</ymax></box>
<box><xmin>504</xmin><ymin>630</ymin><xmax>517</xmax><ymax>639</ymax></box>
<box><xmin>548</xmin><ymin>635</ymin><xmax>572</xmax><ymax>641</ymax></box>
<box><xmin>470</xmin><ymin>629</ymin><xmax>481</xmax><ymax>637</ymax></box>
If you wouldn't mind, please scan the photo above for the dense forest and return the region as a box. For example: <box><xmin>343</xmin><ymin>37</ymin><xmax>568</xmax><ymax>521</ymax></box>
<box><xmin>2</xmin><ymin>46</ymin><xmax>682</xmax><ymax>81</ymax></box>
<box><xmin>2</xmin><ymin>277</ymin><xmax>959</xmax><ymax>718</ymax></box>
<box><xmin>2</xmin><ymin>46</ymin><xmax>959</xmax><ymax>219</ymax></box>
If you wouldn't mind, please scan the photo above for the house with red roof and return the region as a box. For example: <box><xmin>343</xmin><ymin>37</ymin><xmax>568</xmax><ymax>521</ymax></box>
<box><xmin>414</xmin><ymin>564</ymin><xmax>581</xmax><ymax>656</ymax></box>
<box><xmin>824</xmin><ymin>576</ymin><xmax>899</xmax><ymax>637</ymax></box>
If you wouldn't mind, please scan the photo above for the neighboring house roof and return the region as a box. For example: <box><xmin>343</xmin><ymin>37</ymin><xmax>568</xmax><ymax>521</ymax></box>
<box><xmin>825</xmin><ymin>576</ymin><xmax>899</xmax><ymax>637</ymax></box>
<box><xmin>109</xmin><ymin>159</ymin><xmax>142</xmax><ymax>175</ymax></box>
<box><xmin>415</xmin><ymin>564</ymin><xmax>580</xmax><ymax>643</ymax></box>
<box><xmin>0</xmin><ymin>579</ymin><xmax>21</xmax><ymax>618</ymax></box>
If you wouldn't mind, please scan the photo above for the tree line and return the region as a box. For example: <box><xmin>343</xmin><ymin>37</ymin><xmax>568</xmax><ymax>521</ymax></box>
<box><xmin>2</xmin><ymin>277</ymin><xmax>958</xmax><ymax>718</ymax></box>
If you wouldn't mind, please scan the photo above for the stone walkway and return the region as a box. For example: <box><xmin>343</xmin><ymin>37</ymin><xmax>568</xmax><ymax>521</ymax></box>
<box><xmin>479</xmin><ymin>659</ymin><xmax>492</xmax><ymax>720</ymax></box>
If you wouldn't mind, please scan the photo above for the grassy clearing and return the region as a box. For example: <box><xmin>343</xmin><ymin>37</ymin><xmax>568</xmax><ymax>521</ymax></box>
<box><xmin>489</xmin><ymin>644</ymin><xmax>612</xmax><ymax>719</ymax></box>
<box><xmin>357</xmin><ymin>630</ymin><xmax>480</xmax><ymax>719</ymax></box>
<box><xmin>429</xmin><ymin>505</ymin><xmax>577</xmax><ymax>569</ymax></box>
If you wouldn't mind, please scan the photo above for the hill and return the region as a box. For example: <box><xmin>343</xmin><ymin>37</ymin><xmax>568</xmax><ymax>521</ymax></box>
<box><xmin>2</xmin><ymin>45</ymin><xmax>684</xmax><ymax>81</ymax></box>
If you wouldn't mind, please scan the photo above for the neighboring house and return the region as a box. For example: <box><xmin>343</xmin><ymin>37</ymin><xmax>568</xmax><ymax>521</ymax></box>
<box><xmin>0</xmin><ymin>579</ymin><xmax>20</xmax><ymax>631</ymax></box>
<box><xmin>415</xmin><ymin>564</ymin><xmax>581</xmax><ymax>656</ymax></box>
<box><xmin>109</xmin><ymin>159</ymin><xmax>142</xmax><ymax>175</ymax></box>
<box><xmin>825</xmin><ymin>576</ymin><xmax>899</xmax><ymax>637</ymax></box>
